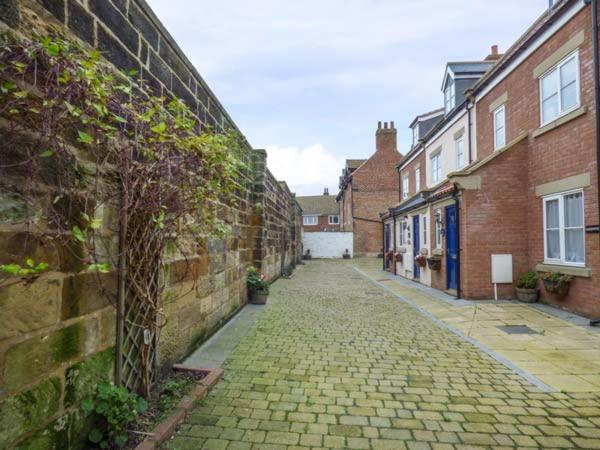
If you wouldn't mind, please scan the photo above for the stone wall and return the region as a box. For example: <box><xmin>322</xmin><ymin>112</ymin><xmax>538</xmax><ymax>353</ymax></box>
<box><xmin>0</xmin><ymin>1</ymin><xmax>301</xmax><ymax>448</ymax></box>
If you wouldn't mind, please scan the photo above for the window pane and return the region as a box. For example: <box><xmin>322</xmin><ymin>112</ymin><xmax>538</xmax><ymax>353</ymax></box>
<box><xmin>546</xmin><ymin>199</ymin><xmax>559</xmax><ymax>228</ymax></box>
<box><xmin>564</xmin><ymin>192</ymin><xmax>583</xmax><ymax>227</ymax></box>
<box><xmin>565</xmin><ymin>229</ymin><xmax>584</xmax><ymax>263</ymax></box>
<box><xmin>542</xmin><ymin>94</ymin><xmax>559</xmax><ymax>123</ymax></box>
<box><xmin>541</xmin><ymin>69</ymin><xmax>558</xmax><ymax>101</ymax></box>
<box><xmin>561</xmin><ymin>81</ymin><xmax>577</xmax><ymax>111</ymax></box>
<box><xmin>495</xmin><ymin>127</ymin><xmax>505</xmax><ymax>148</ymax></box>
<box><xmin>560</xmin><ymin>57</ymin><xmax>577</xmax><ymax>88</ymax></box>
<box><xmin>546</xmin><ymin>229</ymin><xmax>561</xmax><ymax>259</ymax></box>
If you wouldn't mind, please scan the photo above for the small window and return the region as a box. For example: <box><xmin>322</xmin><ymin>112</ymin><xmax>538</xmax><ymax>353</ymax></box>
<box><xmin>328</xmin><ymin>215</ymin><xmax>339</xmax><ymax>225</ymax></box>
<box><xmin>303</xmin><ymin>215</ymin><xmax>318</xmax><ymax>226</ymax></box>
<box><xmin>415</xmin><ymin>167</ymin><xmax>421</xmax><ymax>192</ymax></box>
<box><xmin>399</xmin><ymin>219</ymin><xmax>406</xmax><ymax>246</ymax></box>
<box><xmin>543</xmin><ymin>190</ymin><xmax>585</xmax><ymax>265</ymax></box>
<box><xmin>422</xmin><ymin>216</ymin><xmax>427</xmax><ymax>246</ymax></box>
<box><xmin>455</xmin><ymin>137</ymin><xmax>465</xmax><ymax>169</ymax></box>
<box><xmin>435</xmin><ymin>209</ymin><xmax>442</xmax><ymax>249</ymax></box>
<box><xmin>493</xmin><ymin>105</ymin><xmax>506</xmax><ymax>150</ymax></box>
<box><xmin>540</xmin><ymin>51</ymin><xmax>580</xmax><ymax>125</ymax></box>
<box><xmin>431</xmin><ymin>153</ymin><xmax>441</xmax><ymax>183</ymax></box>
<box><xmin>444</xmin><ymin>79</ymin><xmax>455</xmax><ymax>113</ymax></box>
<box><xmin>412</xmin><ymin>124</ymin><xmax>419</xmax><ymax>147</ymax></box>
<box><xmin>402</xmin><ymin>174</ymin><xmax>409</xmax><ymax>199</ymax></box>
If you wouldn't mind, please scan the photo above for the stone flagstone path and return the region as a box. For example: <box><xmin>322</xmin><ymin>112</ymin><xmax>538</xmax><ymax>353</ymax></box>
<box><xmin>163</xmin><ymin>260</ymin><xmax>600</xmax><ymax>449</ymax></box>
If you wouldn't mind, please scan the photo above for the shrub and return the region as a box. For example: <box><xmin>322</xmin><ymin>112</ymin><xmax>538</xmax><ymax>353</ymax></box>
<box><xmin>516</xmin><ymin>271</ymin><xmax>537</xmax><ymax>289</ymax></box>
<box><xmin>540</xmin><ymin>271</ymin><xmax>573</xmax><ymax>285</ymax></box>
<box><xmin>81</xmin><ymin>382</ymin><xmax>147</xmax><ymax>448</ymax></box>
<box><xmin>247</xmin><ymin>266</ymin><xmax>268</xmax><ymax>292</ymax></box>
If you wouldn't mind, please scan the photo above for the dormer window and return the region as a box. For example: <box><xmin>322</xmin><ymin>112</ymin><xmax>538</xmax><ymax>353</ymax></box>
<box><xmin>444</xmin><ymin>79</ymin><xmax>456</xmax><ymax>113</ymax></box>
<box><xmin>412</xmin><ymin>124</ymin><xmax>419</xmax><ymax>147</ymax></box>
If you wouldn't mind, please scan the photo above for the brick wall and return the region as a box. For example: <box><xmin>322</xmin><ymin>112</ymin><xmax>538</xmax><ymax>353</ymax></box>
<box><xmin>400</xmin><ymin>150</ymin><xmax>426</xmax><ymax>199</ymax></box>
<box><xmin>0</xmin><ymin>1</ymin><xmax>301</xmax><ymax>448</ymax></box>
<box><xmin>472</xmin><ymin>5</ymin><xmax>599</xmax><ymax>315</ymax></box>
<box><xmin>341</xmin><ymin>123</ymin><xmax>403</xmax><ymax>255</ymax></box>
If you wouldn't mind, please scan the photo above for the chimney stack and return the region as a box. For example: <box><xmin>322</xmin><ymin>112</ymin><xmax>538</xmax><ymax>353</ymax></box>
<box><xmin>485</xmin><ymin>44</ymin><xmax>502</xmax><ymax>61</ymax></box>
<box><xmin>323</xmin><ymin>187</ymin><xmax>329</xmax><ymax>195</ymax></box>
<box><xmin>375</xmin><ymin>120</ymin><xmax>397</xmax><ymax>154</ymax></box>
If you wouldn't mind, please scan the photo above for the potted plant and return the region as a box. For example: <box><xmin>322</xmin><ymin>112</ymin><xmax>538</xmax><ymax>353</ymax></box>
<box><xmin>515</xmin><ymin>271</ymin><xmax>538</xmax><ymax>303</ymax></box>
<box><xmin>303</xmin><ymin>249</ymin><xmax>312</xmax><ymax>260</ymax></box>
<box><xmin>540</xmin><ymin>271</ymin><xmax>573</xmax><ymax>297</ymax></box>
<box><xmin>247</xmin><ymin>266</ymin><xmax>269</xmax><ymax>304</ymax></box>
<box><xmin>426</xmin><ymin>256</ymin><xmax>441</xmax><ymax>271</ymax></box>
<box><xmin>342</xmin><ymin>249</ymin><xmax>351</xmax><ymax>259</ymax></box>
<box><xmin>415</xmin><ymin>254</ymin><xmax>427</xmax><ymax>268</ymax></box>
<box><xmin>393</xmin><ymin>251</ymin><xmax>403</xmax><ymax>263</ymax></box>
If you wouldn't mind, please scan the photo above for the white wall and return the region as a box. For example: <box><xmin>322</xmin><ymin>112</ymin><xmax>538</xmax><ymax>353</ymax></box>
<box><xmin>302</xmin><ymin>231</ymin><xmax>353</xmax><ymax>258</ymax></box>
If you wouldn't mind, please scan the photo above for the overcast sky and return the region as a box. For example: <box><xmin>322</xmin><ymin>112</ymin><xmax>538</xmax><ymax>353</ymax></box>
<box><xmin>147</xmin><ymin>0</ymin><xmax>549</xmax><ymax>196</ymax></box>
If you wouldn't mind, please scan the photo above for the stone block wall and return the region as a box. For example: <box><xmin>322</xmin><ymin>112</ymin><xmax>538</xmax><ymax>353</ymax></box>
<box><xmin>0</xmin><ymin>1</ymin><xmax>301</xmax><ymax>448</ymax></box>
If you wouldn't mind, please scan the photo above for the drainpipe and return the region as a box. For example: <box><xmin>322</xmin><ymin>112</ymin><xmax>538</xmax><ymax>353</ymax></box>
<box><xmin>465</xmin><ymin>89</ymin><xmax>475</xmax><ymax>165</ymax></box>
<box><xmin>382</xmin><ymin>220</ymin><xmax>385</xmax><ymax>271</ymax></box>
<box><xmin>586</xmin><ymin>0</ymin><xmax>600</xmax><ymax>326</ymax></box>
<box><xmin>452</xmin><ymin>183</ymin><xmax>461</xmax><ymax>299</ymax></box>
<box><xmin>393</xmin><ymin>214</ymin><xmax>397</xmax><ymax>274</ymax></box>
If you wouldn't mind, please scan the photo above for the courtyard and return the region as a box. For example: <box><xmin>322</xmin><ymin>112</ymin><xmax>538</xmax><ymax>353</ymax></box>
<box><xmin>164</xmin><ymin>260</ymin><xmax>600</xmax><ymax>449</ymax></box>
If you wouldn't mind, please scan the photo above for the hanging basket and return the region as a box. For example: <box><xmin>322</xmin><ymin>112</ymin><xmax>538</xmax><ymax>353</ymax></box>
<box><xmin>415</xmin><ymin>255</ymin><xmax>427</xmax><ymax>268</ymax></box>
<box><xmin>426</xmin><ymin>257</ymin><xmax>441</xmax><ymax>271</ymax></box>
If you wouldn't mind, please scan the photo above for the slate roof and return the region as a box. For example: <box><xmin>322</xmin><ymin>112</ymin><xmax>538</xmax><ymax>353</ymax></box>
<box><xmin>296</xmin><ymin>195</ymin><xmax>339</xmax><ymax>215</ymax></box>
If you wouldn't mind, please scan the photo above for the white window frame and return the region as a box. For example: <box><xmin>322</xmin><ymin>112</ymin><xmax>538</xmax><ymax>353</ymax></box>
<box><xmin>415</xmin><ymin>167</ymin><xmax>421</xmax><ymax>193</ymax></box>
<box><xmin>422</xmin><ymin>216</ymin><xmax>427</xmax><ymax>246</ymax></box>
<box><xmin>435</xmin><ymin>209</ymin><xmax>442</xmax><ymax>249</ymax></box>
<box><xmin>399</xmin><ymin>219</ymin><xmax>406</xmax><ymax>246</ymax></box>
<box><xmin>455</xmin><ymin>136</ymin><xmax>465</xmax><ymax>169</ymax></box>
<box><xmin>493</xmin><ymin>105</ymin><xmax>506</xmax><ymax>150</ymax></box>
<box><xmin>402</xmin><ymin>174</ymin><xmax>409</xmax><ymax>199</ymax></box>
<box><xmin>539</xmin><ymin>50</ymin><xmax>580</xmax><ymax>126</ymax></box>
<box><xmin>303</xmin><ymin>215</ymin><xmax>318</xmax><ymax>226</ymax></box>
<box><xmin>328</xmin><ymin>215</ymin><xmax>339</xmax><ymax>225</ymax></box>
<box><xmin>412</xmin><ymin>124</ymin><xmax>419</xmax><ymax>147</ymax></box>
<box><xmin>444</xmin><ymin>79</ymin><xmax>455</xmax><ymax>114</ymax></box>
<box><xmin>542</xmin><ymin>189</ymin><xmax>585</xmax><ymax>267</ymax></box>
<box><xmin>431</xmin><ymin>152</ymin><xmax>441</xmax><ymax>184</ymax></box>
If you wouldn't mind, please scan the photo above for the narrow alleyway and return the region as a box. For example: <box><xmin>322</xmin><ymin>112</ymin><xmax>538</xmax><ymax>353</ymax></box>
<box><xmin>164</xmin><ymin>261</ymin><xmax>600</xmax><ymax>449</ymax></box>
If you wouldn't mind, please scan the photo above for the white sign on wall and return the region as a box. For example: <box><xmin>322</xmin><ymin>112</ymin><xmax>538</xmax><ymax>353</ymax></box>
<box><xmin>491</xmin><ymin>254</ymin><xmax>513</xmax><ymax>284</ymax></box>
<box><xmin>302</xmin><ymin>232</ymin><xmax>353</xmax><ymax>259</ymax></box>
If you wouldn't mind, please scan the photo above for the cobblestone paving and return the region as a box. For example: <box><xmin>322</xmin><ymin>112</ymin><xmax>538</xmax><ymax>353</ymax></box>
<box><xmin>164</xmin><ymin>261</ymin><xmax>600</xmax><ymax>449</ymax></box>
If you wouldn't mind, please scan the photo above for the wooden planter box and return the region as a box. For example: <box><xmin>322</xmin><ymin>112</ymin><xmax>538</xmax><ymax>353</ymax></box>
<box><xmin>250</xmin><ymin>289</ymin><xmax>268</xmax><ymax>304</ymax></box>
<box><xmin>516</xmin><ymin>287</ymin><xmax>539</xmax><ymax>303</ymax></box>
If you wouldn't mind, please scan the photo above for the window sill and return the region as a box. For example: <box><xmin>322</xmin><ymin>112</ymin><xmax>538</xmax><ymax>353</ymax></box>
<box><xmin>535</xmin><ymin>263</ymin><xmax>591</xmax><ymax>278</ymax></box>
<box><xmin>532</xmin><ymin>105</ymin><xmax>587</xmax><ymax>139</ymax></box>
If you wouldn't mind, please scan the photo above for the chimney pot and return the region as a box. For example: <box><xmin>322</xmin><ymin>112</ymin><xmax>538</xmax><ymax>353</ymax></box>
<box><xmin>384</xmin><ymin>122</ymin><xmax>388</xmax><ymax>129</ymax></box>
<box><xmin>323</xmin><ymin>187</ymin><xmax>329</xmax><ymax>195</ymax></box>
<box><xmin>491</xmin><ymin>44</ymin><xmax>498</xmax><ymax>55</ymax></box>
<box><xmin>378</xmin><ymin>121</ymin><xmax>382</xmax><ymax>129</ymax></box>
<box><xmin>391</xmin><ymin>121</ymin><xmax>395</xmax><ymax>129</ymax></box>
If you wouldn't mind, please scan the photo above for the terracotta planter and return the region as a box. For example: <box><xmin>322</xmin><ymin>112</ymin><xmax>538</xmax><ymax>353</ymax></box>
<box><xmin>250</xmin><ymin>289</ymin><xmax>268</xmax><ymax>304</ymax></box>
<box><xmin>543</xmin><ymin>279</ymin><xmax>571</xmax><ymax>297</ymax></box>
<box><xmin>515</xmin><ymin>287</ymin><xmax>539</xmax><ymax>303</ymax></box>
<box><xmin>426</xmin><ymin>257</ymin><xmax>441</xmax><ymax>271</ymax></box>
<box><xmin>415</xmin><ymin>257</ymin><xmax>426</xmax><ymax>268</ymax></box>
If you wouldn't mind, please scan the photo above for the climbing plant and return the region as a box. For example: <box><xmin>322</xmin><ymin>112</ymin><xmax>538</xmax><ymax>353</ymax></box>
<box><xmin>0</xmin><ymin>31</ymin><xmax>248</xmax><ymax>396</ymax></box>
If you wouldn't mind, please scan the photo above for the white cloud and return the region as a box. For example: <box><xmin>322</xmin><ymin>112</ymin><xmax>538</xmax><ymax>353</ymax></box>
<box><xmin>265</xmin><ymin>144</ymin><xmax>345</xmax><ymax>196</ymax></box>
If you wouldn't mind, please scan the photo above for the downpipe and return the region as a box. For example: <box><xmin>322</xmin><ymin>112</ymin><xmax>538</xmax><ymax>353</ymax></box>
<box><xmin>452</xmin><ymin>184</ymin><xmax>461</xmax><ymax>299</ymax></box>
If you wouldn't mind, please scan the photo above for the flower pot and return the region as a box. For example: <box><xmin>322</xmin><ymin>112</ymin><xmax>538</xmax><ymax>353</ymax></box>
<box><xmin>394</xmin><ymin>253</ymin><xmax>403</xmax><ymax>263</ymax></box>
<box><xmin>342</xmin><ymin>253</ymin><xmax>351</xmax><ymax>259</ymax></box>
<box><xmin>426</xmin><ymin>257</ymin><xmax>441</xmax><ymax>271</ymax></box>
<box><xmin>543</xmin><ymin>279</ymin><xmax>571</xmax><ymax>297</ymax></box>
<box><xmin>415</xmin><ymin>256</ymin><xmax>427</xmax><ymax>268</ymax></box>
<box><xmin>250</xmin><ymin>289</ymin><xmax>268</xmax><ymax>304</ymax></box>
<box><xmin>515</xmin><ymin>287</ymin><xmax>539</xmax><ymax>303</ymax></box>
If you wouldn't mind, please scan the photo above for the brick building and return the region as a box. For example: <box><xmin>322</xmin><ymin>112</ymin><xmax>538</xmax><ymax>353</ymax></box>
<box><xmin>297</xmin><ymin>189</ymin><xmax>340</xmax><ymax>232</ymax></box>
<box><xmin>338</xmin><ymin>122</ymin><xmax>403</xmax><ymax>256</ymax></box>
<box><xmin>382</xmin><ymin>0</ymin><xmax>600</xmax><ymax>318</ymax></box>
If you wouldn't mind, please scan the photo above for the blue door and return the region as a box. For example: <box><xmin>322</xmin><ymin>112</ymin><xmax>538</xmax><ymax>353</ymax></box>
<box><xmin>412</xmin><ymin>215</ymin><xmax>420</xmax><ymax>279</ymax></box>
<box><xmin>446</xmin><ymin>205</ymin><xmax>458</xmax><ymax>291</ymax></box>
<box><xmin>384</xmin><ymin>223</ymin><xmax>392</xmax><ymax>270</ymax></box>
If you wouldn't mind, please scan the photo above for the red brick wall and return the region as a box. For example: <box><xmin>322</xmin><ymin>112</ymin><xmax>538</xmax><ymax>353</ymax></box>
<box><xmin>400</xmin><ymin>150</ymin><xmax>426</xmax><ymax>199</ymax></box>
<box><xmin>302</xmin><ymin>214</ymin><xmax>340</xmax><ymax>232</ymax></box>
<box><xmin>339</xmin><ymin>187</ymin><xmax>353</xmax><ymax>232</ymax></box>
<box><xmin>472</xmin><ymin>5</ymin><xmax>599</xmax><ymax>315</ymax></box>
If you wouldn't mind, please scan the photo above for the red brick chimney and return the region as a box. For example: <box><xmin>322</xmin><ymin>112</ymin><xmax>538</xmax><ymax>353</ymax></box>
<box><xmin>375</xmin><ymin>121</ymin><xmax>397</xmax><ymax>154</ymax></box>
<box><xmin>485</xmin><ymin>45</ymin><xmax>502</xmax><ymax>61</ymax></box>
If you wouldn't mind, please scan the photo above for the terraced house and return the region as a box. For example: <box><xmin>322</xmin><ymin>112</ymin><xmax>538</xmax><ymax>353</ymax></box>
<box><xmin>383</xmin><ymin>0</ymin><xmax>600</xmax><ymax>318</ymax></box>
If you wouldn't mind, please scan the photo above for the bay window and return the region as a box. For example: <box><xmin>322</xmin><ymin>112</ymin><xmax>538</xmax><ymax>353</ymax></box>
<box><xmin>539</xmin><ymin>51</ymin><xmax>579</xmax><ymax>125</ymax></box>
<box><xmin>543</xmin><ymin>190</ymin><xmax>585</xmax><ymax>265</ymax></box>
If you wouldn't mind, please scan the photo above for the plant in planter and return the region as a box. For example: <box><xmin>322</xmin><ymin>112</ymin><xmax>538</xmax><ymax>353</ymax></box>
<box><xmin>393</xmin><ymin>251</ymin><xmax>403</xmax><ymax>263</ymax></box>
<box><xmin>303</xmin><ymin>249</ymin><xmax>312</xmax><ymax>260</ymax></box>
<box><xmin>247</xmin><ymin>266</ymin><xmax>269</xmax><ymax>304</ymax></box>
<box><xmin>426</xmin><ymin>257</ymin><xmax>441</xmax><ymax>271</ymax></box>
<box><xmin>342</xmin><ymin>249</ymin><xmax>351</xmax><ymax>259</ymax></box>
<box><xmin>415</xmin><ymin>254</ymin><xmax>427</xmax><ymax>268</ymax></box>
<box><xmin>540</xmin><ymin>271</ymin><xmax>573</xmax><ymax>297</ymax></box>
<box><xmin>515</xmin><ymin>271</ymin><xmax>539</xmax><ymax>303</ymax></box>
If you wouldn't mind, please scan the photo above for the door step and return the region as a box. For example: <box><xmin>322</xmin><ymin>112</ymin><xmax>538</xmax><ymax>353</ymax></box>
<box><xmin>445</xmin><ymin>289</ymin><xmax>458</xmax><ymax>297</ymax></box>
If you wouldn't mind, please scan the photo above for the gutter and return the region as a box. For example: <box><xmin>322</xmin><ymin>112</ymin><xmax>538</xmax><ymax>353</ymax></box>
<box><xmin>586</xmin><ymin>0</ymin><xmax>600</xmax><ymax>327</ymax></box>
